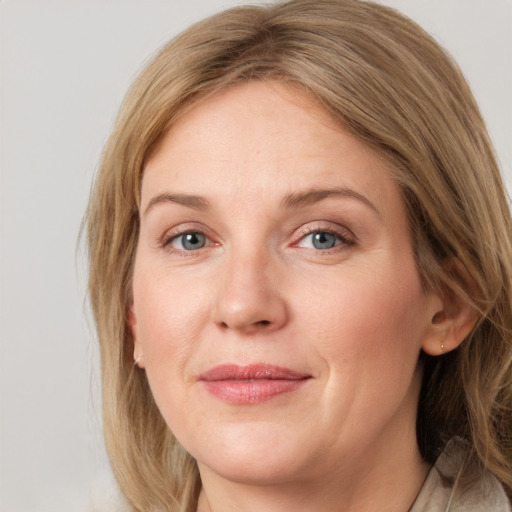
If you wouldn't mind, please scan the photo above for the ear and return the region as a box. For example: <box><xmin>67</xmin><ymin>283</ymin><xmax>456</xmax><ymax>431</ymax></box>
<box><xmin>422</xmin><ymin>263</ymin><xmax>479</xmax><ymax>356</ymax></box>
<box><xmin>128</xmin><ymin>299</ymin><xmax>145</xmax><ymax>368</ymax></box>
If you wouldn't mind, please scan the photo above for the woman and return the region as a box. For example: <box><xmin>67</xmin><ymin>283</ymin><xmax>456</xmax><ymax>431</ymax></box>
<box><xmin>86</xmin><ymin>0</ymin><xmax>512</xmax><ymax>510</ymax></box>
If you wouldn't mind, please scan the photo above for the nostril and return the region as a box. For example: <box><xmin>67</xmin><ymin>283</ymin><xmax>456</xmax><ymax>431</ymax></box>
<box><xmin>258</xmin><ymin>320</ymin><xmax>271</xmax><ymax>326</ymax></box>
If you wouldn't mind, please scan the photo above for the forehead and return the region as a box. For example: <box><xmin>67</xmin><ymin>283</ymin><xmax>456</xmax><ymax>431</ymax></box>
<box><xmin>141</xmin><ymin>81</ymin><xmax>403</xmax><ymax>222</ymax></box>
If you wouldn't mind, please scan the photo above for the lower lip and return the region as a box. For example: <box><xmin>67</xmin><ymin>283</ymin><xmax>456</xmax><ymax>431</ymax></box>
<box><xmin>201</xmin><ymin>379</ymin><xmax>308</xmax><ymax>405</ymax></box>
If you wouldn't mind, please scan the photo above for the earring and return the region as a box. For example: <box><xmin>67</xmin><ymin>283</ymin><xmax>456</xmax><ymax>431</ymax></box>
<box><xmin>134</xmin><ymin>353</ymin><xmax>143</xmax><ymax>367</ymax></box>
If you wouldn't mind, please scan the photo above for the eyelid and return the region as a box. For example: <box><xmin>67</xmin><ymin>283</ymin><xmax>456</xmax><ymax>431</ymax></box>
<box><xmin>160</xmin><ymin>223</ymin><xmax>218</xmax><ymax>250</ymax></box>
<box><xmin>291</xmin><ymin>221</ymin><xmax>356</xmax><ymax>247</ymax></box>
<box><xmin>157</xmin><ymin>221</ymin><xmax>355</xmax><ymax>254</ymax></box>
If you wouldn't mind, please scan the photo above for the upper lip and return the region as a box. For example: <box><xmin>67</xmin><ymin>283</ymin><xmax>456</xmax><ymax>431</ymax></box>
<box><xmin>199</xmin><ymin>364</ymin><xmax>310</xmax><ymax>381</ymax></box>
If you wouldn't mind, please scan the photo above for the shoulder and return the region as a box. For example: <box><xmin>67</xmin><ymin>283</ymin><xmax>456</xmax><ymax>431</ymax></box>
<box><xmin>411</xmin><ymin>438</ymin><xmax>511</xmax><ymax>512</ymax></box>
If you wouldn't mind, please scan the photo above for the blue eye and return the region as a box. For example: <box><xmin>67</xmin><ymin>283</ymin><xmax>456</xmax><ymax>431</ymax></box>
<box><xmin>311</xmin><ymin>232</ymin><xmax>338</xmax><ymax>249</ymax></box>
<box><xmin>171</xmin><ymin>232</ymin><xmax>207</xmax><ymax>251</ymax></box>
<box><xmin>297</xmin><ymin>231</ymin><xmax>344</xmax><ymax>250</ymax></box>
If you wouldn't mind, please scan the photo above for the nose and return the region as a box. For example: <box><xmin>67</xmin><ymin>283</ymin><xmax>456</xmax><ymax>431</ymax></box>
<box><xmin>212</xmin><ymin>251</ymin><xmax>288</xmax><ymax>335</ymax></box>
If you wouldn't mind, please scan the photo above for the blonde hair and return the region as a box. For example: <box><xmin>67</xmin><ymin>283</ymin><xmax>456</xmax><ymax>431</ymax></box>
<box><xmin>86</xmin><ymin>0</ymin><xmax>512</xmax><ymax>510</ymax></box>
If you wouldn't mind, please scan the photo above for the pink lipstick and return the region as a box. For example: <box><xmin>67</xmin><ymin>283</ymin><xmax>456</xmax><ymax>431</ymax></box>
<box><xmin>199</xmin><ymin>364</ymin><xmax>310</xmax><ymax>404</ymax></box>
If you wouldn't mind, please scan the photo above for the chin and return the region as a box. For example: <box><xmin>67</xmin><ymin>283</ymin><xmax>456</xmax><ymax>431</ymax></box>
<box><xmin>199</xmin><ymin>453</ymin><xmax>306</xmax><ymax>486</ymax></box>
<box><xmin>190</xmin><ymin>423</ymin><xmax>316</xmax><ymax>485</ymax></box>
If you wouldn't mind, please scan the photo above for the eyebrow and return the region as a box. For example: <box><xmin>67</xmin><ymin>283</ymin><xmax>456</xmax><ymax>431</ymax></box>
<box><xmin>144</xmin><ymin>193</ymin><xmax>210</xmax><ymax>216</ymax></box>
<box><xmin>143</xmin><ymin>187</ymin><xmax>379</xmax><ymax>216</ymax></box>
<box><xmin>281</xmin><ymin>187</ymin><xmax>379</xmax><ymax>214</ymax></box>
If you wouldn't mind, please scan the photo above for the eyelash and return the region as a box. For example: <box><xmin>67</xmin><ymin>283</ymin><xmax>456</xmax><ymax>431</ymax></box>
<box><xmin>161</xmin><ymin>225</ymin><xmax>217</xmax><ymax>255</ymax></box>
<box><xmin>291</xmin><ymin>224</ymin><xmax>355</xmax><ymax>251</ymax></box>
<box><xmin>160</xmin><ymin>223</ymin><xmax>355</xmax><ymax>255</ymax></box>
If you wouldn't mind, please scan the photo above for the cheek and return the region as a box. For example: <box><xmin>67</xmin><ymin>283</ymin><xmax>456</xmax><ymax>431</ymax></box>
<box><xmin>301</xmin><ymin>260</ymin><xmax>428</xmax><ymax>436</ymax></box>
<box><xmin>131</xmin><ymin>268</ymin><xmax>214</xmax><ymax>431</ymax></box>
<box><xmin>302</xmin><ymin>258</ymin><xmax>427</xmax><ymax>371</ymax></box>
<box><xmin>132</xmin><ymin>267</ymin><xmax>212</xmax><ymax>370</ymax></box>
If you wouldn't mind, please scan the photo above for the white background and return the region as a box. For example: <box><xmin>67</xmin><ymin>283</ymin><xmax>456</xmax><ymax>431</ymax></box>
<box><xmin>0</xmin><ymin>1</ymin><xmax>510</xmax><ymax>511</ymax></box>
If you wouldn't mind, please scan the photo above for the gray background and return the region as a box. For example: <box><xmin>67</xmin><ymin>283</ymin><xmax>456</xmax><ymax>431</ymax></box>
<box><xmin>1</xmin><ymin>1</ymin><xmax>511</xmax><ymax>511</ymax></box>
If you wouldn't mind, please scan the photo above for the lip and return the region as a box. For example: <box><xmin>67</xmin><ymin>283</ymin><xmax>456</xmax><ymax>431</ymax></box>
<box><xmin>199</xmin><ymin>364</ymin><xmax>311</xmax><ymax>405</ymax></box>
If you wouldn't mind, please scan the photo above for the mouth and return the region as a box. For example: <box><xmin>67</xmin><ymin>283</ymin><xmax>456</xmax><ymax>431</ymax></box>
<box><xmin>199</xmin><ymin>364</ymin><xmax>311</xmax><ymax>405</ymax></box>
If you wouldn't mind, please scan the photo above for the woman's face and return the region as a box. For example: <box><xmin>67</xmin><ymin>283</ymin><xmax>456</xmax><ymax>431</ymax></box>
<box><xmin>130</xmin><ymin>81</ymin><xmax>441</xmax><ymax>486</ymax></box>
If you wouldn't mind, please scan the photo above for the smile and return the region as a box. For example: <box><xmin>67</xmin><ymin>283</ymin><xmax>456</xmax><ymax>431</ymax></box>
<box><xmin>199</xmin><ymin>364</ymin><xmax>311</xmax><ymax>405</ymax></box>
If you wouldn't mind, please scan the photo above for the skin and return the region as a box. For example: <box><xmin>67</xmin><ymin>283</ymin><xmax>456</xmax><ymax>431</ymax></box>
<box><xmin>129</xmin><ymin>81</ymin><xmax>463</xmax><ymax>512</ymax></box>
